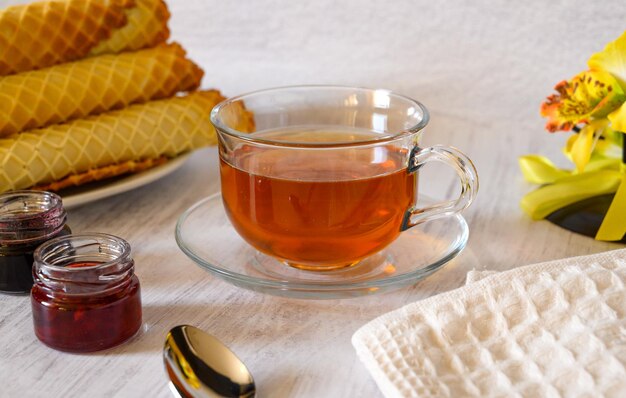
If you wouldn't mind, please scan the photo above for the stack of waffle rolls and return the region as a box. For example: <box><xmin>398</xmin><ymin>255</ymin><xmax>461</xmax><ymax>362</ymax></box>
<box><xmin>0</xmin><ymin>0</ymin><xmax>170</xmax><ymax>75</ymax></box>
<box><xmin>0</xmin><ymin>43</ymin><xmax>204</xmax><ymax>136</ymax></box>
<box><xmin>0</xmin><ymin>0</ymin><xmax>255</xmax><ymax>193</ymax></box>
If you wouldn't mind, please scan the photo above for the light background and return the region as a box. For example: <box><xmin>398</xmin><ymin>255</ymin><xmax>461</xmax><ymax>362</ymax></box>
<box><xmin>1</xmin><ymin>1</ymin><xmax>626</xmax><ymax>397</ymax></box>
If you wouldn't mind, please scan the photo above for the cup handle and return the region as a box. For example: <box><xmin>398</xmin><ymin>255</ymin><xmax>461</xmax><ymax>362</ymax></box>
<box><xmin>401</xmin><ymin>145</ymin><xmax>479</xmax><ymax>231</ymax></box>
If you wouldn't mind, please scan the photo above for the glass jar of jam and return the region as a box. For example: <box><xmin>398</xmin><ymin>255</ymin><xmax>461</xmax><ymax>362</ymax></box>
<box><xmin>31</xmin><ymin>233</ymin><xmax>142</xmax><ymax>352</ymax></box>
<box><xmin>0</xmin><ymin>190</ymin><xmax>70</xmax><ymax>294</ymax></box>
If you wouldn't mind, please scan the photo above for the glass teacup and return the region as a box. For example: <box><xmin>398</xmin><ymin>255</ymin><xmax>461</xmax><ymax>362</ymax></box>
<box><xmin>211</xmin><ymin>86</ymin><xmax>478</xmax><ymax>271</ymax></box>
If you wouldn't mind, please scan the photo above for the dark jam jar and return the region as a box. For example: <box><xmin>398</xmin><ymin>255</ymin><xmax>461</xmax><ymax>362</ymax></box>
<box><xmin>31</xmin><ymin>233</ymin><xmax>142</xmax><ymax>352</ymax></box>
<box><xmin>0</xmin><ymin>191</ymin><xmax>70</xmax><ymax>294</ymax></box>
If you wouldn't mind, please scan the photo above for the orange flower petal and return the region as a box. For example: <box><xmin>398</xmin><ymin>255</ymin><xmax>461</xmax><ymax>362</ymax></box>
<box><xmin>540</xmin><ymin>70</ymin><xmax>625</xmax><ymax>132</ymax></box>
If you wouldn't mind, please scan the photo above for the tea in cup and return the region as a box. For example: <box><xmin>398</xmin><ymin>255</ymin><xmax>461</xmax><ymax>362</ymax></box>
<box><xmin>211</xmin><ymin>86</ymin><xmax>478</xmax><ymax>271</ymax></box>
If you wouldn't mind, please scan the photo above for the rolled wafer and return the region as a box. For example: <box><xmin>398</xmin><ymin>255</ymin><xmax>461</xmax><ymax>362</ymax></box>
<box><xmin>0</xmin><ymin>90</ymin><xmax>254</xmax><ymax>192</ymax></box>
<box><xmin>0</xmin><ymin>43</ymin><xmax>203</xmax><ymax>137</ymax></box>
<box><xmin>0</xmin><ymin>0</ymin><xmax>169</xmax><ymax>75</ymax></box>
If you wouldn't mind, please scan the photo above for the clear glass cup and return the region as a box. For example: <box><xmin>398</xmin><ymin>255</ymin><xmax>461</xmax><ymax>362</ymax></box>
<box><xmin>211</xmin><ymin>85</ymin><xmax>478</xmax><ymax>271</ymax></box>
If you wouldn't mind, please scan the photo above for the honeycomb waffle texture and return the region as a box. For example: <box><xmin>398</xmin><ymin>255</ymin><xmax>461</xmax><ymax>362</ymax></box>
<box><xmin>0</xmin><ymin>90</ymin><xmax>226</xmax><ymax>192</ymax></box>
<box><xmin>0</xmin><ymin>0</ymin><xmax>169</xmax><ymax>75</ymax></box>
<box><xmin>352</xmin><ymin>249</ymin><xmax>626</xmax><ymax>398</ymax></box>
<box><xmin>0</xmin><ymin>43</ymin><xmax>203</xmax><ymax>136</ymax></box>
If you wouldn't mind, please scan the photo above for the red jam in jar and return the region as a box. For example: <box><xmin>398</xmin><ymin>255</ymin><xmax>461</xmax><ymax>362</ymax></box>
<box><xmin>0</xmin><ymin>191</ymin><xmax>70</xmax><ymax>294</ymax></box>
<box><xmin>31</xmin><ymin>233</ymin><xmax>142</xmax><ymax>352</ymax></box>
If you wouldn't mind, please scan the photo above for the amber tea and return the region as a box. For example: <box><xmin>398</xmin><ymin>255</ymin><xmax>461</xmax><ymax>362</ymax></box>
<box><xmin>220</xmin><ymin>128</ymin><xmax>416</xmax><ymax>270</ymax></box>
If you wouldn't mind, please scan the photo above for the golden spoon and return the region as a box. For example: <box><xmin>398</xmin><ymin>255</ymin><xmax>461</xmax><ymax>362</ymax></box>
<box><xmin>163</xmin><ymin>325</ymin><xmax>256</xmax><ymax>398</ymax></box>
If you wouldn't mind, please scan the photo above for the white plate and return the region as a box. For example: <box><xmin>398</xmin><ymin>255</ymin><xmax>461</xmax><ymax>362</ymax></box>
<box><xmin>61</xmin><ymin>154</ymin><xmax>191</xmax><ymax>209</ymax></box>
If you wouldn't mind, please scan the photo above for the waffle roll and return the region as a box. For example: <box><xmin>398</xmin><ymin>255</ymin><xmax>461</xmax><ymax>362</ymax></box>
<box><xmin>0</xmin><ymin>90</ymin><xmax>257</xmax><ymax>192</ymax></box>
<box><xmin>0</xmin><ymin>0</ymin><xmax>170</xmax><ymax>75</ymax></box>
<box><xmin>0</xmin><ymin>43</ymin><xmax>203</xmax><ymax>137</ymax></box>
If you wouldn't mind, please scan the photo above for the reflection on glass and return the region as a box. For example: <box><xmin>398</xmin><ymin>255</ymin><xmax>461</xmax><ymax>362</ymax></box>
<box><xmin>373</xmin><ymin>89</ymin><xmax>391</xmax><ymax>109</ymax></box>
<box><xmin>344</xmin><ymin>94</ymin><xmax>359</xmax><ymax>107</ymax></box>
<box><xmin>372</xmin><ymin>113</ymin><xmax>388</xmax><ymax>132</ymax></box>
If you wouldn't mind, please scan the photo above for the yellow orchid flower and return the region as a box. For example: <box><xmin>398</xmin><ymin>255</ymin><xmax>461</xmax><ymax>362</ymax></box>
<box><xmin>540</xmin><ymin>70</ymin><xmax>625</xmax><ymax>132</ymax></box>
<box><xmin>523</xmin><ymin>30</ymin><xmax>626</xmax><ymax>242</ymax></box>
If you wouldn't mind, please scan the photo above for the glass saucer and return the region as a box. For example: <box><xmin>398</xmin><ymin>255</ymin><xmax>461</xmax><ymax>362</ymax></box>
<box><xmin>175</xmin><ymin>193</ymin><xmax>469</xmax><ymax>299</ymax></box>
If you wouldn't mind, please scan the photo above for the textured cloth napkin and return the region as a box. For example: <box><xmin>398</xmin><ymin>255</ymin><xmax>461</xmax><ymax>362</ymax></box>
<box><xmin>352</xmin><ymin>249</ymin><xmax>626</xmax><ymax>397</ymax></box>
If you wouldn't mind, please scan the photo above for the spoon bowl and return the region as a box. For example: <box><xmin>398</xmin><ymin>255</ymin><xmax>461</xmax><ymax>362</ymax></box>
<box><xmin>163</xmin><ymin>325</ymin><xmax>256</xmax><ymax>398</ymax></box>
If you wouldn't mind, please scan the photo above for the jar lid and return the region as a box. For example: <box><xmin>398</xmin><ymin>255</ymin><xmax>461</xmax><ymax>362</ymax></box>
<box><xmin>33</xmin><ymin>233</ymin><xmax>134</xmax><ymax>294</ymax></box>
<box><xmin>0</xmin><ymin>190</ymin><xmax>67</xmax><ymax>244</ymax></box>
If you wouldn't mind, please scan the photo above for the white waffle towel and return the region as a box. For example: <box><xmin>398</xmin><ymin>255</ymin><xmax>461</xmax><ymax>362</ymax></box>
<box><xmin>352</xmin><ymin>249</ymin><xmax>626</xmax><ymax>397</ymax></box>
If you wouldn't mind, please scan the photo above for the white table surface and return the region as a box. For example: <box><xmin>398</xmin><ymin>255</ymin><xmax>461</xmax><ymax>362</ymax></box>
<box><xmin>1</xmin><ymin>0</ymin><xmax>624</xmax><ymax>397</ymax></box>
